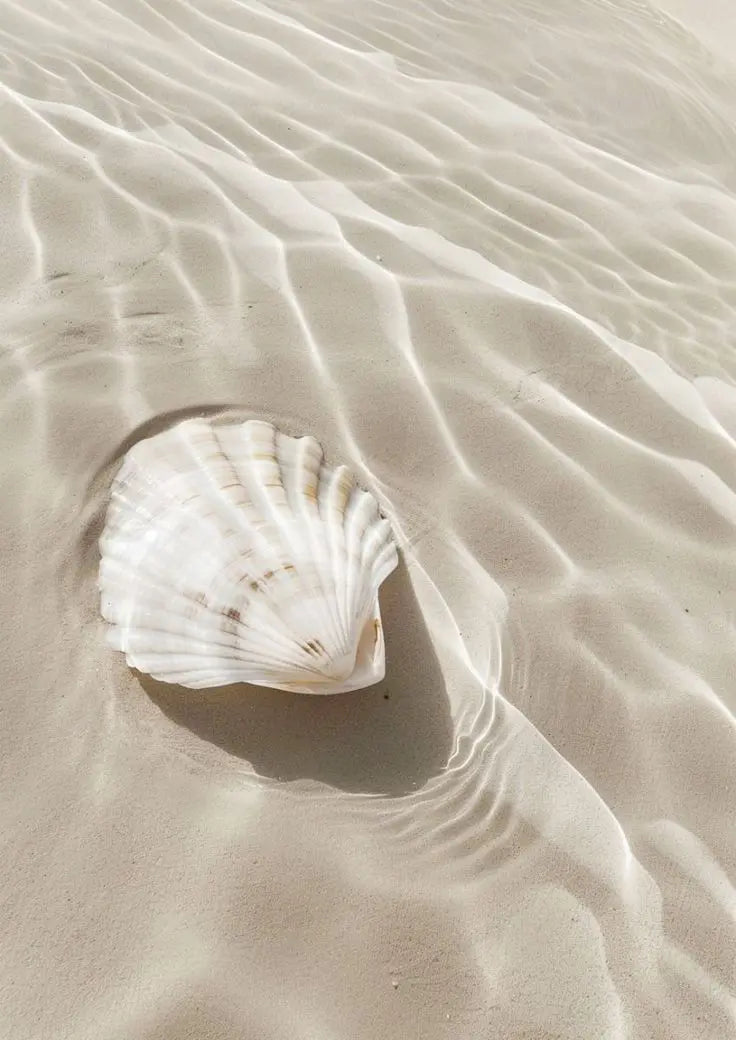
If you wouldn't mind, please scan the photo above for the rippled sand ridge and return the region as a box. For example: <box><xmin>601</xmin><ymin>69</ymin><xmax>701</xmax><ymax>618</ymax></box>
<box><xmin>1</xmin><ymin>1</ymin><xmax>735</xmax><ymax>1038</ymax></box>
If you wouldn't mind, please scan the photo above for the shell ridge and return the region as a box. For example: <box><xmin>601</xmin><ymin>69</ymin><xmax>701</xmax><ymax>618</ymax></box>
<box><xmin>234</xmin><ymin>424</ymin><xmax>319</xmax><ymax>616</ymax></box>
<box><xmin>358</xmin><ymin>514</ymin><xmax>395</xmax><ymax>595</ymax></box>
<box><xmin>316</xmin><ymin>464</ymin><xmax>351</xmax><ymax>654</ymax></box>
<box><xmin>280</xmin><ymin>433</ymin><xmax>348</xmax><ymax>663</ymax></box>
<box><xmin>344</xmin><ymin>489</ymin><xmax>377</xmax><ymax>614</ymax></box>
<box><xmin>119</xmin><ymin>632</ymin><xmax>332</xmax><ymax>678</ymax></box>
<box><xmin>128</xmin><ymin>641</ymin><xmax>336</xmax><ymax>683</ymax></box>
<box><xmin>323</xmin><ymin>464</ymin><xmax>356</xmax><ymax>651</ymax></box>
<box><xmin>341</xmin><ymin>490</ymin><xmax>380</xmax><ymax>638</ymax></box>
<box><xmin>176</xmin><ymin>421</ymin><xmax>278</xmax><ymax>564</ymax></box>
<box><xmin>248</xmin><ymin>429</ymin><xmax>346</xmax><ymax>665</ymax></box>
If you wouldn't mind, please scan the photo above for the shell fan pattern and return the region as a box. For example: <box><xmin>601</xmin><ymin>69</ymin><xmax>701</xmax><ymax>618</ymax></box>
<box><xmin>98</xmin><ymin>419</ymin><xmax>399</xmax><ymax>694</ymax></box>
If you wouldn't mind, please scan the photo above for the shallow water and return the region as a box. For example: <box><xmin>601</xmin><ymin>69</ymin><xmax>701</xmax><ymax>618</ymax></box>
<box><xmin>1</xmin><ymin>2</ymin><xmax>735</xmax><ymax>1038</ymax></box>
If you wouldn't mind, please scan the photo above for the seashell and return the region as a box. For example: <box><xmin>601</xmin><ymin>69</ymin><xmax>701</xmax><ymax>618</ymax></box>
<box><xmin>98</xmin><ymin>418</ymin><xmax>399</xmax><ymax>694</ymax></box>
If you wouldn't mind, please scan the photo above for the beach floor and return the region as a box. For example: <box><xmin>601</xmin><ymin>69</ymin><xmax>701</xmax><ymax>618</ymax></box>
<box><xmin>1</xmin><ymin>2</ymin><xmax>734</xmax><ymax>1037</ymax></box>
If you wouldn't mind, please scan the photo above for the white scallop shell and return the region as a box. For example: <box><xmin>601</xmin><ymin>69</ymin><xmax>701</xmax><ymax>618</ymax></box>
<box><xmin>98</xmin><ymin>418</ymin><xmax>399</xmax><ymax>694</ymax></box>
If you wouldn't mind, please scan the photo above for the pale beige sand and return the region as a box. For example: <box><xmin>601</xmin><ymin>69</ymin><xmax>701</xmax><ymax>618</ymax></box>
<box><xmin>1</xmin><ymin>1</ymin><xmax>735</xmax><ymax>1038</ymax></box>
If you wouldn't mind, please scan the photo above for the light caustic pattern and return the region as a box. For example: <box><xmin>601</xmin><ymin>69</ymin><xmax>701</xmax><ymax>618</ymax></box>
<box><xmin>0</xmin><ymin>1</ymin><xmax>735</xmax><ymax>1039</ymax></box>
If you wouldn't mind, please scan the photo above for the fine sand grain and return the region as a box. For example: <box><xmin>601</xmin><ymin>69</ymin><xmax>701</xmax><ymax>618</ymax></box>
<box><xmin>1</xmin><ymin>2</ymin><xmax>734</xmax><ymax>1038</ymax></box>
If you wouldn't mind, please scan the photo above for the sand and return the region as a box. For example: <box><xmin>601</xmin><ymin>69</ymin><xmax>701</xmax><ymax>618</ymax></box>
<box><xmin>1</xmin><ymin>1</ymin><xmax>734</xmax><ymax>1038</ymax></box>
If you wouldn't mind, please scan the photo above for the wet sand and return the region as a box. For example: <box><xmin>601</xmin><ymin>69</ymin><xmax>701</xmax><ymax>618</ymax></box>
<box><xmin>1</xmin><ymin>2</ymin><xmax>734</xmax><ymax>1038</ymax></box>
